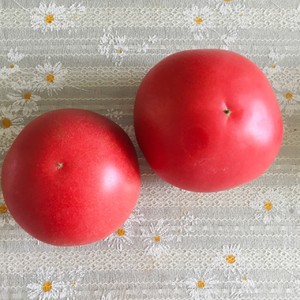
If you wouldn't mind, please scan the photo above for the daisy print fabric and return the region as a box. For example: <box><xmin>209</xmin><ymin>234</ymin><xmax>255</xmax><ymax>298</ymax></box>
<box><xmin>0</xmin><ymin>48</ymin><xmax>24</xmax><ymax>80</ymax></box>
<box><xmin>27</xmin><ymin>267</ymin><xmax>84</xmax><ymax>300</ymax></box>
<box><xmin>250</xmin><ymin>189</ymin><xmax>287</xmax><ymax>224</ymax></box>
<box><xmin>0</xmin><ymin>1</ymin><xmax>299</xmax><ymax>299</ymax></box>
<box><xmin>8</xmin><ymin>80</ymin><xmax>40</xmax><ymax>117</ymax></box>
<box><xmin>104</xmin><ymin>209</ymin><xmax>145</xmax><ymax>251</ymax></box>
<box><xmin>33</xmin><ymin>62</ymin><xmax>68</xmax><ymax>95</ymax></box>
<box><xmin>98</xmin><ymin>28</ymin><xmax>157</xmax><ymax>66</ymax></box>
<box><xmin>141</xmin><ymin>219</ymin><xmax>173</xmax><ymax>257</ymax></box>
<box><xmin>213</xmin><ymin>244</ymin><xmax>246</xmax><ymax>279</ymax></box>
<box><xmin>30</xmin><ymin>2</ymin><xmax>86</xmax><ymax>33</ymax></box>
<box><xmin>185</xmin><ymin>270</ymin><xmax>219</xmax><ymax>299</ymax></box>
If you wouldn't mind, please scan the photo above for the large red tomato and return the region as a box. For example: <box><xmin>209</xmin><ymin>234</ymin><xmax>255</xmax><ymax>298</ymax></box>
<box><xmin>1</xmin><ymin>109</ymin><xmax>140</xmax><ymax>246</ymax></box>
<box><xmin>134</xmin><ymin>50</ymin><xmax>283</xmax><ymax>192</ymax></box>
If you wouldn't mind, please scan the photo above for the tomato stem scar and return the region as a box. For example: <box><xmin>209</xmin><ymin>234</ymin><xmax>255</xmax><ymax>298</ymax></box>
<box><xmin>223</xmin><ymin>109</ymin><xmax>231</xmax><ymax>116</ymax></box>
<box><xmin>57</xmin><ymin>162</ymin><xmax>63</xmax><ymax>169</ymax></box>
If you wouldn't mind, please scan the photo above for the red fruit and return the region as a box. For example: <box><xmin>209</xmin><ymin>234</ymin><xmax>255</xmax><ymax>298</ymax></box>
<box><xmin>134</xmin><ymin>50</ymin><xmax>283</xmax><ymax>192</ymax></box>
<box><xmin>1</xmin><ymin>109</ymin><xmax>140</xmax><ymax>246</ymax></box>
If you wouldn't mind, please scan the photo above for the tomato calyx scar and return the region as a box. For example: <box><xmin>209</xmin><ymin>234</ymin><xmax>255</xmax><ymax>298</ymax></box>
<box><xmin>223</xmin><ymin>108</ymin><xmax>231</xmax><ymax>117</ymax></box>
<box><xmin>57</xmin><ymin>162</ymin><xmax>64</xmax><ymax>169</ymax></box>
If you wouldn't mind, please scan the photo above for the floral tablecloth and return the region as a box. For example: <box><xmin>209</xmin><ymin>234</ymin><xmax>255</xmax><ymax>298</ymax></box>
<box><xmin>0</xmin><ymin>0</ymin><xmax>299</xmax><ymax>299</ymax></box>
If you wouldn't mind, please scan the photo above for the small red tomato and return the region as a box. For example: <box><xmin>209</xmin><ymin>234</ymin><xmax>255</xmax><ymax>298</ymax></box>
<box><xmin>1</xmin><ymin>109</ymin><xmax>140</xmax><ymax>246</ymax></box>
<box><xmin>134</xmin><ymin>50</ymin><xmax>283</xmax><ymax>192</ymax></box>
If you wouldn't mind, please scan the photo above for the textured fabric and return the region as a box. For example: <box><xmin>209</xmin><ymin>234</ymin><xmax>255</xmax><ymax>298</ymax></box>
<box><xmin>0</xmin><ymin>0</ymin><xmax>299</xmax><ymax>299</ymax></box>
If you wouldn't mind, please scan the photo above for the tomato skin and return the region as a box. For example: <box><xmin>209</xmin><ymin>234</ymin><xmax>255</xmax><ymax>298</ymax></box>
<box><xmin>134</xmin><ymin>50</ymin><xmax>283</xmax><ymax>192</ymax></box>
<box><xmin>1</xmin><ymin>109</ymin><xmax>140</xmax><ymax>246</ymax></box>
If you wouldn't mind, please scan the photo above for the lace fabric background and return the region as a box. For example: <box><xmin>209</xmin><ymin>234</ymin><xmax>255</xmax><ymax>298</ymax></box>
<box><xmin>0</xmin><ymin>0</ymin><xmax>299</xmax><ymax>299</ymax></box>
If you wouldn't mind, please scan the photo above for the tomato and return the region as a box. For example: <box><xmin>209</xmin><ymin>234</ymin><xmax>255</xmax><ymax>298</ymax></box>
<box><xmin>134</xmin><ymin>50</ymin><xmax>283</xmax><ymax>192</ymax></box>
<box><xmin>1</xmin><ymin>109</ymin><xmax>140</xmax><ymax>246</ymax></box>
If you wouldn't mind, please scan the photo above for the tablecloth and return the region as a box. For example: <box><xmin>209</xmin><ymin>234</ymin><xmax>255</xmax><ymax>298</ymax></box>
<box><xmin>0</xmin><ymin>0</ymin><xmax>300</xmax><ymax>299</ymax></box>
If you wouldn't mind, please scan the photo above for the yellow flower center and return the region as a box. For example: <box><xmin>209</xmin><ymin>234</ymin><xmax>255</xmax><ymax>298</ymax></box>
<box><xmin>46</xmin><ymin>73</ymin><xmax>55</xmax><ymax>83</ymax></box>
<box><xmin>226</xmin><ymin>254</ymin><xmax>236</xmax><ymax>264</ymax></box>
<box><xmin>116</xmin><ymin>228</ymin><xmax>126</xmax><ymax>236</ymax></box>
<box><xmin>0</xmin><ymin>204</ymin><xmax>8</xmax><ymax>214</ymax></box>
<box><xmin>242</xmin><ymin>275</ymin><xmax>248</xmax><ymax>281</ymax></box>
<box><xmin>117</xmin><ymin>48</ymin><xmax>123</xmax><ymax>54</ymax></box>
<box><xmin>42</xmin><ymin>281</ymin><xmax>52</xmax><ymax>293</ymax></box>
<box><xmin>23</xmin><ymin>92</ymin><xmax>32</xmax><ymax>101</ymax></box>
<box><xmin>9</xmin><ymin>64</ymin><xmax>14</xmax><ymax>69</ymax></box>
<box><xmin>224</xmin><ymin>0</ymin><xmax>234</xmax><ymax>2</ymax></box>
<box><xmin>264</xmin><ymin>201</ymin><xmax>273</xmax><ymax>211</ymax></box>
<box><xmin>284</xmin><ymin>91</ymin><xmax>293</xmax><ymax>101</ymax></box>
<box><xmin>197</xmin><ymin>280</ymin><xmax>205</xmax><ymax>288</ymax></box>
<box><xmin>1</xmin><ymin>117</ymin><xmax>12</xmax><ymax>129</ymax></box>
<box><xmin>45</xmin><ymin>14</ymin><xmax>55</xmax><ymax>24</ymax></box>
<box><xmin>154</xmin><ymin>235</ymin><xmax>161</xmax><ymax>243</ymax></box>
<box><xmin>271</xmin><ymin>64</ymin><xmax>276</xmax><ymax>69</ymax></box>
<box><xmin>194</xmin><ymin>16</ymin><xmax>203</xmax><ymax>25</ymax></box>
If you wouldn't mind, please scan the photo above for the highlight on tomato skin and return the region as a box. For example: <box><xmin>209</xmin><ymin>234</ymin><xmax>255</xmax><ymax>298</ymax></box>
<box><xmin>1</xmin><ymin>109</ymin><xmax>141</xmax><ymax>246</ymax></box>
<box><xmin>134</xmin><ymin>49</ymin><xmax>283</xmax><ymax>192</ymax></box>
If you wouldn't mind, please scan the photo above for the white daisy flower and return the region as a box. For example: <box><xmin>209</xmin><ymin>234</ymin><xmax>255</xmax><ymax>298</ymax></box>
<box><xmin>0</xmin><ymin>48</ymin><xmax>24</xmax><ymax>80</ymax></box>
<box><xmin>0</xmin><ymin>106</ymin><xmax>24</xmax><ymax>154</ymax></box>
<box><xmin>8</xmin><ymin>81</ymin><xmax>40</xmax><ymax>117</ymax></box>
<box><xmin>7</xmin><ymin>48</ymin><xmax>25</xmax><ymax>63</ymax></box>
<box><xmin>64</xmin><ymin>3</ymin><xmax>86</xmax><ymax>31</ymax></box>
<box><xmin>104</xmin><ymin>209</ymin><xmax>145</xmax><ymax>251</ymax></box>
<box><xmin>31</xmin><ymin>2</ymin><xmax>67</xmax><ymax>33</ymax></box>
<box><xmin>142</xmin><ymin>219</ymin><xmax>173</xmax><ymax>257</ymax></box>
<box><xmin>112</xmin><ymin>36</ymin><xmax>129</xmax><ymax>66</ymax></box>
<box><xmin>98</xmin><ymin>31</ymin><xmax>129</xmax><ymax>66</ymax></box>
<box><xmin>0</xmin><ymin>64</ymin><xmax>20</xmax><ymax>80</ymax></box>
<box><xmin>106</xmin><ymin>108</ymin><xmax>123</xmax><ymax>120</ymax></box>
<box><xmin>98</xmin><ymin>30</ymin><xmax>157</xmax><ymax>65</ymax></box>
<box><xmin>250</xmin><ymin>189</ymin><xmax>286</xmax><ymax>224</ymax></box>
<box><xmin>276</xmin><ymin>82</ymin><xmax>300</xmax><ymax>116</ymax></box>
<box><xmin>237</xmin><ymin>272</ymin><xmax>256</xmax><ymax>294</ymax></box>
<box><xmin>61</xmin><ymin>267</ymin><xmax>85</xmax><ymax>299</ymax></box>
<box><xmin>105</xmin><ymin>224</ymin><xmax>134</xmax><ymax>251</ymax></box>
<box><xmin>0</xmin><ymin>194</ymin><xmax>15</xmax><ymax>227</ymax></box>
<box><xmin>185</xmin><ymin>270</ymin><xmax>219</xmax><ymax>300</ymax></box>
<box><xmin>262</xmin><ymin>64</ymin><xmax>282</xmax><ymax>78</ymax></box>
<box><xmin>27</xmin><ymin>267</ymin><xmax>67</xmax><ymax>300</ymax></box>
<box><xmin>213</xmin><ymin>244</ymin><xmax>245</xmax><ymax>279</ymax></box>
<box><xmin>30</xmin><ymin>2</ymin><xmax>86</xmax><ymax>34</ymax></box>
<box><xmin>183</xmin><ymin>6</ymin><xmax>214</xmax><ymax>40</ymax></box>
<box><xmin>27</xmin><ymin>267</ymin><xmax>84</xmax><ymax>300</ymax></box>
<box><xmin>33</xmin><ymin>62</ymin><xmax>68</xmax><ymax>95</ymax></box>
<box><xmin>263</xmin><ymin>49</ymin><xmax>285</xmax><ymax>78</ymax></box>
